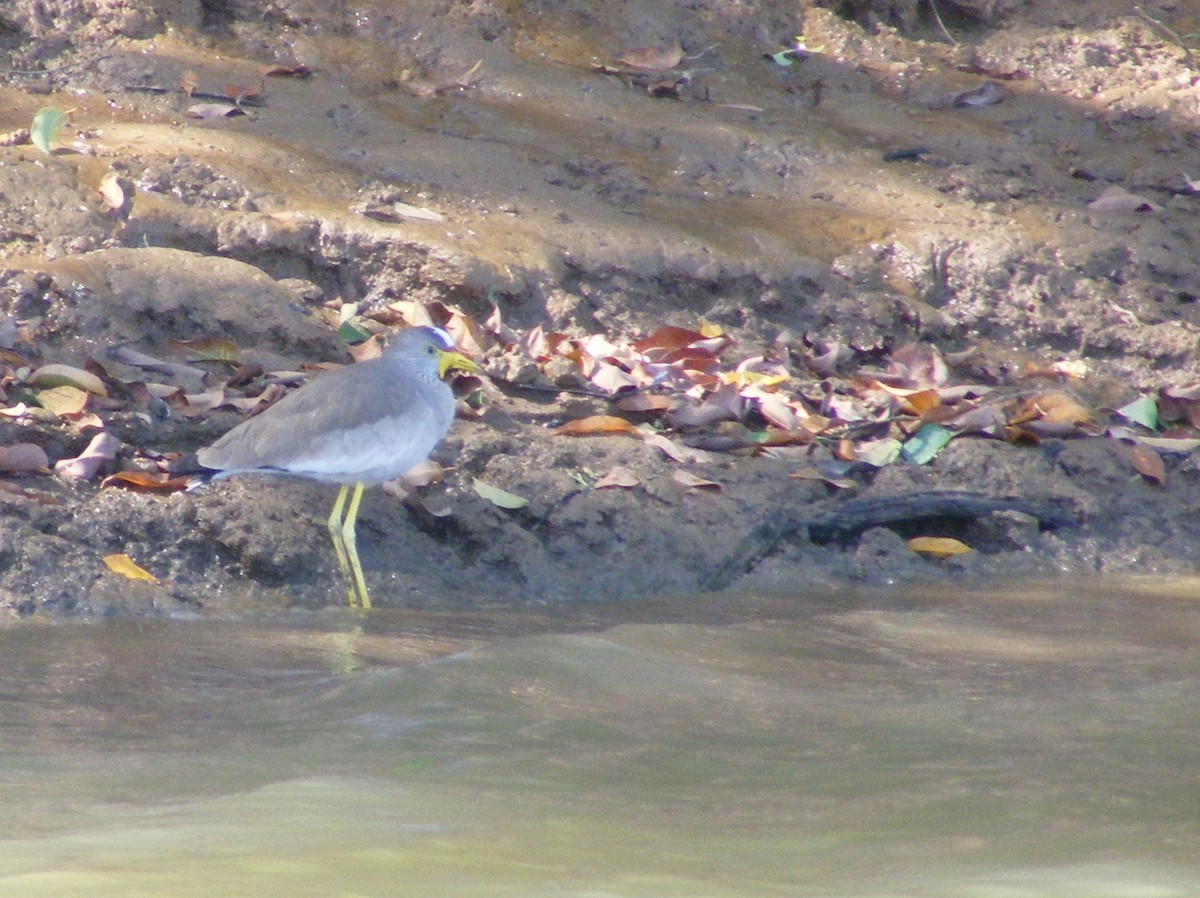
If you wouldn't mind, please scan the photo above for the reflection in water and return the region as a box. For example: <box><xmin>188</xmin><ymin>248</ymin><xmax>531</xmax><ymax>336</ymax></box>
<box><xmin>0</xmin><ymin>583</ymin><xmax>1198</xmax><ymax>897</ymax></box>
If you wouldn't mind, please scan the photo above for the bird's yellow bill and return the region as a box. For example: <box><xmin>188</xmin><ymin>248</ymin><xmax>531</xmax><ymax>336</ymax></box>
<box><xmin>438</xmin><ymin>349</ymin><xmax>481</xmax><ymax>378</ymax></box>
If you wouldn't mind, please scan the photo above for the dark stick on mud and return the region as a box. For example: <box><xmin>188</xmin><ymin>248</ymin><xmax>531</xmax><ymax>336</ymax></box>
<box><xmin>702</xmin><ymin>491</ymin><xmax>1083</xmax><ymax>592</ymax></box>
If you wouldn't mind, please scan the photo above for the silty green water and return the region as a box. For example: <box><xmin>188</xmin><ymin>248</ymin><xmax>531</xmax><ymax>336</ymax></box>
<box><xmin>0</xmin><ymin>582</ymin><xmax>1197</xmax><ymax>897</ymax></box>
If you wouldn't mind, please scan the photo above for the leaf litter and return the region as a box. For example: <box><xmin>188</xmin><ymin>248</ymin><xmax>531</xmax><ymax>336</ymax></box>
<box><xmin>3</xmin><ymin>291</ymin><xmax>1193</xmax><ymax>592</ymax></box>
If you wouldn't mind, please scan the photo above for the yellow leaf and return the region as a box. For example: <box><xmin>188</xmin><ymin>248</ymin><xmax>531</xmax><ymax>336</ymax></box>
<box><xmin>907</xmin><ymin>536</ymin><xmax>973</xmax><ymax>558</ymax></box>
<box><xmin>36</xmin><ymin>385</ymin><xmax>88</xmax><ymax>416</ymax></box>
<box><xmin>103</xmin><ymin>553</ymin><xmax>160</xmax><ymax>583</ymax></box>
<box><xmin>553</xmin><ymin>415</ymin><xmax>639</xmax><ymax>436</ymax></box>
<box><xmin>168</xmin><ymin>337</ymin><xmax>243</xmax><ymax>363</ymax></box>
<box><xmin>718</xmin><ymin>370</ymin><xmax>788</xmax><ymax>389</ymax></box>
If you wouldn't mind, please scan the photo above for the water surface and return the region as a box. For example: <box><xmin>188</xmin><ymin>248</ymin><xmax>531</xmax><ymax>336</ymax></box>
<box><xmin>1</xmin><ymin>582</ymin><xmax>1198</xmax><ymax>897</ymax></box>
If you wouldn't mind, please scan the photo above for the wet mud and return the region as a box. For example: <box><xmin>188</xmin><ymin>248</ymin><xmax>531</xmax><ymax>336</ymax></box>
<box><xmin>2</xmin><ymin>0</ymin><xmax>1200</xmax><ymax>614</ymax></box>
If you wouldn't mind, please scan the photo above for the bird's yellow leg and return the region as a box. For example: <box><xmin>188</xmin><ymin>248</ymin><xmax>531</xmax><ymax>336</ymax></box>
<box><xmin>340</xmin><ymin>482</ymin><xmax>372</xmax><ymax>609</ymax></box>
<box><xmin>326</xmin><ymin>484</ymin><xmax>356</xmax><ymax>605</ymax></box>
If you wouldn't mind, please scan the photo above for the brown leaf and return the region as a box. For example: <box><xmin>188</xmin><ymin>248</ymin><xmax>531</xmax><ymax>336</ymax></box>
<box><xmin>615</xmin><ymin>42</ymin><xmax>685</xmax><ymax>72</ymax></box>
<box><xmin>1121</xmin><ymin>442</ymin><xmax>1167</xmax><ymax>486</ymax></box>
<box><xmin>1010</xmin><ymin>391</ymin><xmax>1094</xmax><ymax>435</ymax></box>
<box><xmin>643</xmin><ymin>432</ymin><xmax>707</xmax><ymax>463</ymax></box>
<box><xmin>397</xmin><ymin>459</ymin><xmax>445</xmax><ymax>489</ymax></box>
<box><xmin>260</xmin><ymin>62</ymin><xmax>312</xmax><ymax>78</ymax></box>
<box><xmin>0</xmin><ymin>443</ymin><xmax>49</xmax><ymax>473</ymax></box>
<box><xmin>788</xmin><ymin>466</ymin><xmax>857</xmax><ymax>489</ymax></box>
<box><xmin>632</xmin><ymin>324</ymin><xmax>707</xmax><ymax>354</ymax></box>
<box><xmin>672</xmin><ymin>469</ymin><xmax>721</xmax><ymax>491</ymax></box>
<box><xmin>594</xmin><ymin>466</ymin><xmax>640</xmax><ymax>489</ymax></box>
<box><xmin>102</xmin><ymin>470</ymin><xmax>192</xmax><ymax>492</ymax></box>
<box><xmin>554</xmin><ymin>415</ymin><xmax>639</xmax><ymax>437</ymax></box>
<box><xmin>615</xmin><ymin>393</ymin><xmax>672</xmax><ymax>414</ymax></box>
<box><xmin>223</xmin><ymin>82</ymin><xmax>260</xmax><ymax>102</ymax></box>
<box><xmin>902</xmin><ymin>389</ymin><xmax>942</xmax><ymax>415</ymax></box>
<box><xmin>443</xmin><ymin>312</ymin><xmax>488</xmax><ymax>359</ymax></box>
<box><xmin>888</xmin><ymin>343</ymin><xmax>949</xmax><ymax>389</ymax></box>
<box><xmin>835</xmin><ymin>437</ymin><xmax>858</xmax><ymax>461</ymax></box>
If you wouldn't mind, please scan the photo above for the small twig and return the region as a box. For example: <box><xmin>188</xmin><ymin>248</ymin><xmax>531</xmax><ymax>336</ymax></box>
<box><xmin>124</xmin><ymin>85</ymin><xmax>267</xmax><ymax>106</ymax></box>
<box><xmin>684</xmin><ymin>43</ymin><xmax>720</xmax><ymax>62</ymax></box>
<box><xmin>927</xmin><ymin>0</ymin><xmax>959</xmax><ymax>47</ymax></box>
<box><xmin>1133</xmin><ymin>5</ymin><xmax>1194</xmax><ymax>65</ymax></box>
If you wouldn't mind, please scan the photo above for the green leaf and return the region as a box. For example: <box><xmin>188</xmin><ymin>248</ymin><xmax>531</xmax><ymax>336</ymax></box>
<box><xmin>30</xmin><ymin>107</ymin><xmax>66</xmax><ymax>155</ymax></box>
<box><xmin>900</xmin><ymin>423</ymin><xmax>954</xmax><ymax>465</ymax></box>
<box><xmin>472</xmin><ymin>478</ymin><xmax>528</xmax><ymax>510</ymax></box>
<box><xmin>336</xmin><ymin>319</ymin><xmax>374</xmax><ymax>345</ymax></box>
<box><xmin>1115</xmin><ymin>395</ymin><xmax>1158</xmax><ymax>431</ymax></box>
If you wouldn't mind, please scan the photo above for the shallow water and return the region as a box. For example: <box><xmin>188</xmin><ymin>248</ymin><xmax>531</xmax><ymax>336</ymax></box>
<box><xmin>1</xmin><ymin>582</ymin><xmax>1198</xmax><ymax>897</ymax></box>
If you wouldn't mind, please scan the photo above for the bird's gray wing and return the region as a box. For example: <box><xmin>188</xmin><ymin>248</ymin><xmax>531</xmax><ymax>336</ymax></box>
<box><xmin>197</xmin><ymin>359</ymin><xmax>451</xmax><ymax>478</ymax></box>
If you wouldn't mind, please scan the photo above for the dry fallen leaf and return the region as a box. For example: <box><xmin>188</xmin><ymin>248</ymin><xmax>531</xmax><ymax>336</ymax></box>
<box><xmin>101</xmin><ymin>470</ymin><xmax>191</xmax><ymax>492</ymax></box>
<box><xmin>27</xmin><ymin>363</ymin><xmax>108</xmax><ymax>396</ymax></box>
<box><xmin>615</xmin><ymin>393</ymin><xmax>672</xmax><ymax>413</ymax></box>
<box><xmin>0</xmin><ymin>443</ymin><xmax>49</xmax><ymax>473</ymax></box>
<box><xmin>888</xmin><ymin>343</ymin><xmax>949</xmax><ymax>389</ymax></box>
<box><xmin>672</xmin><ymin>469</ymin><xmax>721</xmax><ymax>491</ymax></box>
<box><xmin>907</xmin><ymin>536</ymin><xmax>973</xmax><ymax>557</ymax></box>
<box><xmin>593</xmin><ymin>466</ymin><xmax>640</xmax><ymax>489</ymax></box>
<box><xmin>397</xmin><ymin>459</ymin><xmax>445</xmax><ymax>490</ymax></box>
<box><xmin>788</xmin><ymin>465</ymin><xmax>857</xmax><ymax>489</ymax></box>
<box><xmin>54</xmin><ymin>431</ymin><xmax>120</xmax><ymax>481</ymax></box>
<box><xmin>36</xmin><ymin>385</ymin><xmax>89</xmax><ymax>417</ymax></box>
<box><xmin>103</xmin><ymin>553</ymin><xmax>160</xmax><ymax>584</ymax></box>
<box><xmin>632</xmin><ymin>324</ymin><xmax>708</xmax><ymax>355</ymax></box>
<box><xmin>260</xmin><ymin>62</ymin><xmax>312</xmax><ymax>78</ymax></box>
<box><xmin>98</xmin><ymin>170</ymin><xmax>129</xmax><ymax>214</ymax></box>
<box><xmin>615</xmin><ymin>42</ymin><xmax>684</xmax><ymax>72</ymax></box>
<box><xmin>1010</xmin><ymin>390</ymin><xmax>1094</xmax><ymax>436</ymax></box>
<box><xmin>1087</xmin><ymin>185</ymin><xmax>1162</xmax><ymax>213</ymax></box>
<box><xmin>554</xmin><ymin>415</ymin><xmax>640</xmax><ymax>437</ymax></box>
<box><xmin>169</xmin><ymin>337</ymin><xmax>243</xmax><ymax>363</ymax></box>
<box><xmin>1120</xmin><ymin>442</ymin><xmax>1167</xmax><ymax>486</ymax></box>
<box><xmin>643</xmin><ymin>432</ymin><xmax>708</xmax><ymax>463</ymax></box>
<box><xmin>472</xmin><ymin>477</ymin><xmax>529</xmax><ymax>509</ymax></box>
<box><xmin>187</xmin><ymin>103</ymin><xmax>246</xmax><ymax>119</ymax></box>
